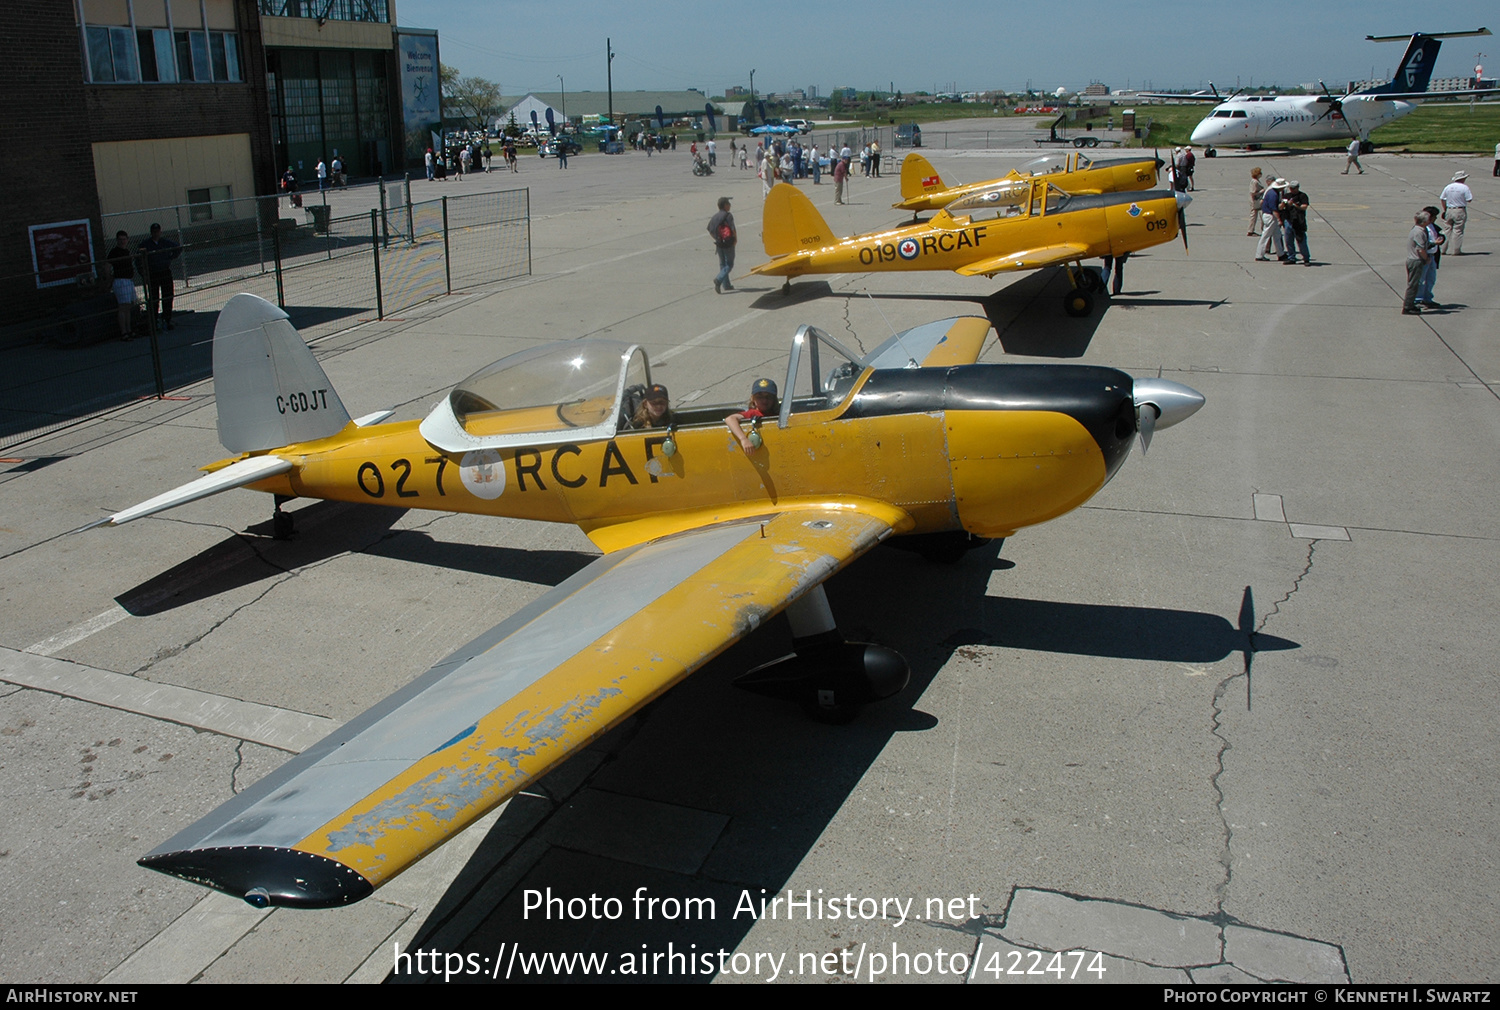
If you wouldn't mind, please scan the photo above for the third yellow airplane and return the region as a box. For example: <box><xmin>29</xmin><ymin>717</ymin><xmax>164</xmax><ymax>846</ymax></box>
<box><xmin>753</xmin><ymin>179</ymin><xmax>1189</xmax><ymax>316</ymax></box>
<box><xmin>894</xmin><ymin>150</ymin><xmax>1163</xmax><ymax>217</ymax></box>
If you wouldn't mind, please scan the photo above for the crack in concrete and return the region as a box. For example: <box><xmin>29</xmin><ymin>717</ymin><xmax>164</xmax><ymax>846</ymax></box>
<box><xmin>127</xmin><ymin>511</ymin><xmax>451</xmax><ymax>676</ymax></box>
<box><xmin>1209</xmin><ymin>542</ymin><xmax>1315</xmax><ymax>918</ymax></box>
<box><xmin>229</xmin><ymin>740</ymin><xmax>246</xmax><ymax>795</ymax></box>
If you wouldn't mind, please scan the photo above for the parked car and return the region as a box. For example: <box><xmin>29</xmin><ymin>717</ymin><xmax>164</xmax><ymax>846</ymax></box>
<box><xmin>896</xmin><ymin>122</ymin><xmax>922</xmax><ymax>148</ymax></box>
<box><xmin>539</xmin><ymin>136</ymin><xmax>583</xmax><ymax>158</ymax></box>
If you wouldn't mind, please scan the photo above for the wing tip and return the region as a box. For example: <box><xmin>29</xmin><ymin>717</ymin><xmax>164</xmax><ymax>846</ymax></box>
<box><xmin>140</xmin><ymin>845</ymin><xmax>374</xmax><ymax>909</ymax></box>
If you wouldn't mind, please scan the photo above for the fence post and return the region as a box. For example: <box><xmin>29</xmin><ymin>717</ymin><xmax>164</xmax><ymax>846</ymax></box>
<box><xmin>442</xmin><ymin>195</ymin><xmax>452</xmax><ymax>294</ymax></box>
<box><xmin>404</xmin><ymin>172</ymin><xmax>414</xmax><ymax>244</ymax></box>
<box><xmin>175</xmin><ymin>206</ymin><xmax>190</xmax><ymax>289</ymax></box>
<box><xmin>370</xmin><ymin>208</ymin><xmax>384</xmax><ymax>320</ymax></box>
<box><xmin>139</xmin><ymin>249</ymin><xmax>166</xmax><ymax>398</ymax></box>
<box><xmin>271</xmin><ymin>222</ymin><xmax>286</xmax><ymax>309</ymax></box>
<box><xmin>378</xmin><ymin>178</ymin><xmax>390</xmax><ymax>248</ymax></box>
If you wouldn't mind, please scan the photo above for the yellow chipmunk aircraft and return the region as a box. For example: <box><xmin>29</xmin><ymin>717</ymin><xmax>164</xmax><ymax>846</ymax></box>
<box><xmin>894</xmin><ymin>150</ymin><xmax>1164</xmax><ymax>217</ymax></box>
<box><xmin>753</xmin><ymin>180</ymin><xmax>1190</xmax><ymax>317</ymax></box>
<box><xmin>89</xmin><ymin>293</ymin><xmax>1203</xmax><ymax>908</ymax></box>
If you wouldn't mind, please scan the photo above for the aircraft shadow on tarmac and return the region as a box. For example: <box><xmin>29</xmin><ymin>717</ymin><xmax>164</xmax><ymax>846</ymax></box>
<box><xmin>113</xmin><ymin>501</ymin><xmax>596</xmax><ymax>616</ymax></box>
<box><xmin>391</xmin><ymin>542</ymin><xmax>1296</xmax><ymax>983</ymax></box>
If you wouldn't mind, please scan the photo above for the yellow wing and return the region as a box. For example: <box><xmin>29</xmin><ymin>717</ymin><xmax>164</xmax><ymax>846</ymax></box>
<box><xmin>954</xmin><ymin>243</ymin><xmax>1092</xmax><ymax>278</ymax></box>
<box><xmin>140</xmin><ymin>506</ymin><xmax>901</xmax><ymax>907</ymax></box>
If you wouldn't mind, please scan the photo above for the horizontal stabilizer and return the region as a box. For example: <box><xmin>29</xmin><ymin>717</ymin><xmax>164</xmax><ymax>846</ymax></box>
<box><xmin>86</xmin><ymin>455</ymin><xmax>293</xmax><ymax>528</ymax></box>
<box><xmin>954</xmin><ymin>244</ymin><xmax>1090</xmax><ymax>277</ymax></box>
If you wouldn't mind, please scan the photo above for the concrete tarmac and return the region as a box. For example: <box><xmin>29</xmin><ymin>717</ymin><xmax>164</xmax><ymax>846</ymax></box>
<box><xmin>0</xmin><ymin>140</ymin><xmax>1495</xmax><ymax>984</ymax></box>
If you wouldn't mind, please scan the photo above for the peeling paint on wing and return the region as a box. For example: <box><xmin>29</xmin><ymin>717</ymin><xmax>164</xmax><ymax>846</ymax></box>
<box><xmin>324</xmin><ymin>685</ymin><xmax>622</xmax><ymax>852</ymax></box>
<box><xmin>732</xmin><ymin>603</ymin><xmax>770</xmax><ymax>637</ymax></box>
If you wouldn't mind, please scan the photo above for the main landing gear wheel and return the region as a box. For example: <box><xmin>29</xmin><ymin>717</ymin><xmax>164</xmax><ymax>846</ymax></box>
<box><xmin>733</xmin><ymin>586</ymin><xmax>910</xmax><ymax>723</ymax></box>
<box><xmin>1064</xmin><ymin>288</ymin><xmax>1095</xmax><ymax>318</ymax></box>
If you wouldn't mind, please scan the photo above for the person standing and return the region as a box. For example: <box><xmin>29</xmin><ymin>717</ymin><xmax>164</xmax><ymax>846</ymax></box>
<box><xmin>1493</xmin><ymin>140</ymin><xmax>1499</xmax><ymax>177</ymax></box>
<box><xmin>1439</xmin><ymin>171</ymin><xmax>1472</xmax><ymax>254</ymax></box>
<box><xmin>1417</xmin><ymin>205</ymin><xmax>1445</xmax><ymax>308</ymax></box>
<box><xmin>1343</xmin><ymin>138</ymin><xmax>1364</xmax><ymax>175</ymax></box>
<box><xmin>316</xmin><ymin>158</ymin><xmax>328</xmax><ymax>190</ymax></box>
<box><xmin>1248</xmin><ymin>167</ymin><xmax>1265</xmax><ymax>236</ymax></box>
<box><xmin>1403</xmin><ymin>210</ymin><xmax>1432</xmax><ymax>314</ymax></box>
<box><xmin>708</xmin><ymin>196</ymin><xmax>736</xmax><ymax>294</ymax></box>
<box><xmin>1280</xmin><ymin>181</ymin><xmax>1312</xmax><ymax>266</ymax></box>
<box><xmin>810</xmin><ymin>143</ymin><xmax>821</xmax><ymax>184</ymax></box>
<box><xmin>557</xmin><ymin>140</ymin><xmax>568</xmax><ymax>169</ymax></box>
<box><xmin>870</xmin><ymin>138</ymin><xmax>881</xmax><ymax>178</ymax></box>
<box><xmin>1255</xmin><ymin>179</ymin><xmax>1287</xmax><ymax>260</ymax></box>
<box><xmin>707</xmin><ymin>137</ymin><xmax>716</xmax><ymax>167</ymax></box>
<box><xmin>107</xmin><ymin>230</ymin><xmax>136</xmax><ymax>341</ymax></box>
<box><xmin>483</xmin><ymin>143</ymin><xmax>493</xmax><ymax>173</ymax></box>
<box><xmin>833</xmin><ymin>152</ymin><xmax>849</xmax><ymax>205</ymax></box>
<box><xmin>425</xmin><ymin>148</ymin><xmax>435</xmax><ymax>181</ymax></box>
<box><xmin>761</xmin><ymin>148</ymin><xmax>776</xmax><ymax>197</ymax></box>
<box><xmin>140</xmin><ymin>223</ymin><xmax>181</xmax><ymax>331</ymax></box>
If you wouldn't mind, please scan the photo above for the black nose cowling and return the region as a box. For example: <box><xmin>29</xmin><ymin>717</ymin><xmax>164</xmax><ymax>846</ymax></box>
<box><xmin>846</xmin><ymin>364</ymin><xmax>1140</xmax><ymax>479</ymax></box>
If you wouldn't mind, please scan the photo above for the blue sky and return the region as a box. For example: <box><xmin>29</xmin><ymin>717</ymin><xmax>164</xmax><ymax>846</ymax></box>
<box><xmin>396</xmin><ymin>0</ymin><xmax>1494</xmax><ymax>96</ymax></box>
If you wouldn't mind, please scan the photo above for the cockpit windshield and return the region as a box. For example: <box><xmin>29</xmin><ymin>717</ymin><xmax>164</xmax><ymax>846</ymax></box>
<box><xmin>420</xmin><ymin>339</ymin><xmax>650</xmax><ymax>451</ymax></box>
<box><xmin>1020</xmin><ymin>152</ymin><xmax>1091</xmax><ymax>176</ymax></box>
<box><xmin>780</xmin><ymin>325</ymin><xmax>867</xmax><ymax>423</ymax></box>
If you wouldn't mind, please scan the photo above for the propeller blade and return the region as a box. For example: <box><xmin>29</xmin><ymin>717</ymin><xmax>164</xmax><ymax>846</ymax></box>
<box><xmin>1175</xmin><ymin>191</ymin><xmax>1191</xmax><ymax>253</ymax></box>
<box><xmin>1137</xmin><ymin>403</ymin><xmax>1158</xmax><ymax>454</ymax></box>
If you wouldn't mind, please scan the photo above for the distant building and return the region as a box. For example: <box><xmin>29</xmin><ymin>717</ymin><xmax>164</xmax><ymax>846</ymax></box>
<box><xmin>807</xmin><ymin>85</ymin><xmax>819</xmax><ymax>99</ymax></box>
<box><xmin>1084</xmin><ymin>82</ymin><xmax>1110</xmax><ymax>97</ymax></box>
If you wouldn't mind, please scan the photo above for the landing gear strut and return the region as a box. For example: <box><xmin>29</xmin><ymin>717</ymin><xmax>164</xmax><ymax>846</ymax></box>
<box><xmin>272</xmin><ymin>494</ymin><xmax>295</xmax><ymax>540</ymax></box>
<box><xmin>1062</xmin><ymin>263</ymin><xmax>1096</xmax><ymax>318</ymax></box>
<box><xmin>735</xmin><ymin>585</ymin><xmax>909</xmax><ymax>723</ymax></box>
<box><xmin>782</xmin><ymin>279</ymin><xmax>792</xmax><ymax>297</ymax></box>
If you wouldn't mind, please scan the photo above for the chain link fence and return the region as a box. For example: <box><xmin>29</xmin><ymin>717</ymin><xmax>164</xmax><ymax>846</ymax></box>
<box><xmin>1</xmin><ymin>188</ymin><xmax>530</xmax><ymax>452</ymax></box>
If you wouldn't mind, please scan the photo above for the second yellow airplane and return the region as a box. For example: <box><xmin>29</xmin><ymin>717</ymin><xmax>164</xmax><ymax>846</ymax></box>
<box><xmin>752</xmin><ymin>179</ymin><xmax>1189</xmax><ymax>317</ymax></box>
<box><xmin>894</xmin><ymin>150</ymin><xmax>1163</xmax><ymax>216</ymax></box>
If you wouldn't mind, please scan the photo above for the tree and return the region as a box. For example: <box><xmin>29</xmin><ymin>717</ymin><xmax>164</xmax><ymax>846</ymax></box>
<box><xmin>441</xmin><ymin>62</ymin><xmax>503</xmax><ymax>130</ymax></box>
<box><xmin>829</xmin><ymin>92</ymin><xmax>844</xmax><ymax>114</ymax></box>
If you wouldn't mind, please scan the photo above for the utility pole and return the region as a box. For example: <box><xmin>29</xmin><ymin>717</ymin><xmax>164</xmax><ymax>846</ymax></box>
<box><xmin>606</xmin><ymin>38</ymin><xmax>615</xmax><ymax>125</ymax></box>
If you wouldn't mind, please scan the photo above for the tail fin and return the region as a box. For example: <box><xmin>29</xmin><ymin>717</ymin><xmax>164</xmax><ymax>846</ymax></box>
<box><xmin>899</xmin><ymin>152</ymin><xmax>947</xmax><ymax>201</ymax></box>
<box><xmin>213</xmin><ymin>293</ymin><xmax>350</xmax><ymax>453</ymax></box>
<box><xmin>762</xmin><ymin>183</ymin><xmax>838</xmax><ymax>257</ymax></box>
<box><xmin>1361</xmin><ymin>34</ymin><xmax>1442</xmax><ymax>94</ymax></box>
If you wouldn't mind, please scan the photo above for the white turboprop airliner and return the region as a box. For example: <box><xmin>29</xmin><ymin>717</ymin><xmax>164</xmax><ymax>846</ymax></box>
<box><xmin>1143</xmin><ymin>30</ymin><xmax>1493</xmax><ymax>151</ymax></box>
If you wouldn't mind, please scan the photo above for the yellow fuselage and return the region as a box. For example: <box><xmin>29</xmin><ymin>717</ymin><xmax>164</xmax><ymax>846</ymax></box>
<box><xmin>753</xmin><ymin>191</ymin><xmax>1180</xmax><ymax>279</ymax></box>
<box><xmin>241</xmin><ymin>366</ymin><xmax>1136</xmax><ymax>552</ymax></box>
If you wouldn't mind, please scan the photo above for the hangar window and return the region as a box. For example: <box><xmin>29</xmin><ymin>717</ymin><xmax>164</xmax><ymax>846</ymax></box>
<box><xmin>81</xmin><ymin>1</ymin><xmax>241</xmax><ymax>84</ymax></box>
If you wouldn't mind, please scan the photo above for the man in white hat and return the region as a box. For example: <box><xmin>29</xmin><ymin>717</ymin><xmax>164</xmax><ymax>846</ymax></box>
<box><xmin>1439</xmin><ymin>171</ymin><xmax>1472</xmax><ymax>254</ymax></box>
<box><xmin>1255</xmin><ymin>178</ymin><xmax>1289</xmax><ymax>261</ymax></box>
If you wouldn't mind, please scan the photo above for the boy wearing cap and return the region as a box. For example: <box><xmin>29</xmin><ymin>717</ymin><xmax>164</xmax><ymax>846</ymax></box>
<box><xmin>726</xmin><ymin>379</ymin><xmax>779</xmax><ymax>456</ymax></box>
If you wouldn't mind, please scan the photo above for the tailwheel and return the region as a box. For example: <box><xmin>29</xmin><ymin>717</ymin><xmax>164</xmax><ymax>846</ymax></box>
<box><xmin>1064</xmin><ymin>288</ymin><xmax>1095</xmax><ymax>318</ymax></box>
<box><xmin>271</xmin><ymin>494</ymin><xmax>295</xmax><ymax>540</ymax></box>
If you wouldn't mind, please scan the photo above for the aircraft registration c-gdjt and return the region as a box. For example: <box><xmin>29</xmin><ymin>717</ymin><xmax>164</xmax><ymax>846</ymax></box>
<box><xmin>87</xmin><ymin>294</ymin><xmax>1203</xmax><ymax>909</ymax></box>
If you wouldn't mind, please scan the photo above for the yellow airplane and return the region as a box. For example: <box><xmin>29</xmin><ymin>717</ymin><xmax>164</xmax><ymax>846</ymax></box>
<box><xmin>753</xmin><ymin>180</ymin><xmax>1189</xmax><ymax>317</ymax></box>
<box><xmin>90</xmin><ymin>293</ymin><xmax>1203</xmax><ymax>908</ymax></box>
<box><xmin>894</xmin><ymin>150</ymin><xmax>1163</xmax><ymax>217</ymax></box>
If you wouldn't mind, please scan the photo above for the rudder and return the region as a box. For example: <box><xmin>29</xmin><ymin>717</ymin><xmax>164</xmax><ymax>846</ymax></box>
<box><xmin>762</xmin><ymin>183</ymin><xmax>838</xmax><ymax>257</ymax></box>
<box><xmin>213</xmin><ymin>293</ymin><xmax>351</xmax><ymax>453</ymax></box>
<box><xmin>900</xmin><ymin>152</ymin><xmax>947</xmax><ymax>201</ymax></box>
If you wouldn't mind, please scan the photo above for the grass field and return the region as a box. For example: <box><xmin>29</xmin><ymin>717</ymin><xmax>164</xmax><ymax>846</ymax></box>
<box><xmin>1126</xmin><ymin>101</ymin><xmax>1500</xmax><ymax>152</ymax></box>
